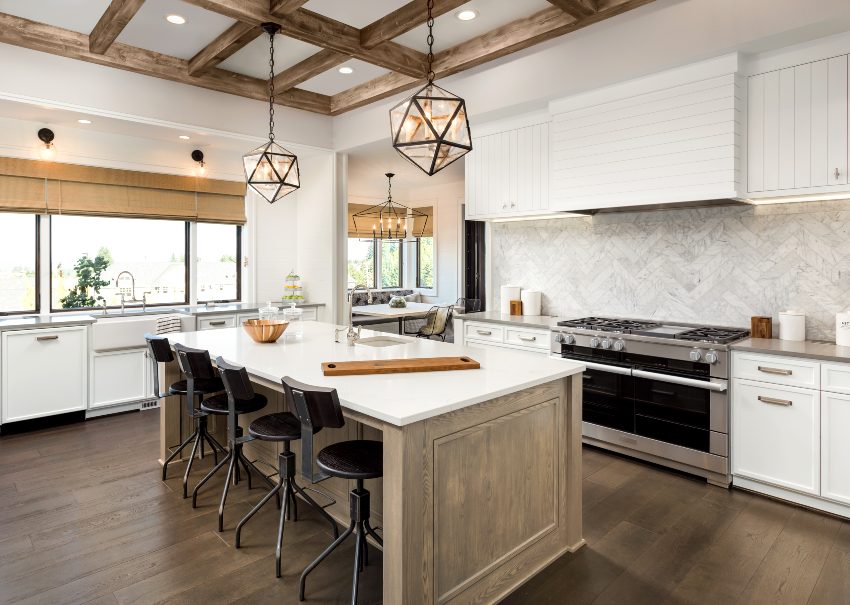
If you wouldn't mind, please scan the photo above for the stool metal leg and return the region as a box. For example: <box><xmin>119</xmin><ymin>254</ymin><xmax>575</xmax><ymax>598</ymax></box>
<box><xmin>161</xmin><ymin>430</ymin><xmax>196</xmax><ymax>481</ymax></box>
<box><xmin>192</xmin><ymin>450</ymin><xmax>230</xmax><ymax>508</ymax></box>
<box><xmin>275</xmin><ymin>479</ymin><xmax>292</xmax><ymax>578</ymax></box>
<box><xmin>299</xmin><ymin>520</ymin><xmax>355</xmax><ymax>601</ymax></box>
<box><xmin>218</xmin><ymin>452</ymin><xmax>238</xmax><ymax>532</ymax></box>
<box><xmin>181</xmin><ymin>430</ymin><xmax>203</xmax><ymax>498</ymax></box>
<box><xmin>235</xmin><ymin>477</ymin><xmax>282</xmax><ymax>548</ymax></box>
<box><xmin>352</xmin><ymin>523</ymin><xmax>364</xmax><ymax>605</ymax></box>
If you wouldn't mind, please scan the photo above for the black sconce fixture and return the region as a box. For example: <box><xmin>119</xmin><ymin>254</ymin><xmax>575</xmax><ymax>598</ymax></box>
<box><xmin>38</xmin><ymin>128</ymin><xmax>55</xmax><ymax>161</ymax></box>
<box><xmin>191</xmin><ymin>149</ymin><xmax>206</xmax><ymax>176</ymax></box>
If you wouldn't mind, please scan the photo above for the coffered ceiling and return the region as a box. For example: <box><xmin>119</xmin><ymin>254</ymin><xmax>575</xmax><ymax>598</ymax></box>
<box><xmin>0</xmin><ymin>0</ymin><xmax>656</xmax><ymax>115</ymax></box>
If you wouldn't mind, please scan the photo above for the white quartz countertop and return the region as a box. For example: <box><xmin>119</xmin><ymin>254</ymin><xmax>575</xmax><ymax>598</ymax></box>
<box><xmin>454</xmin><ymin>311</ymin><xmax>559</xmax><ymax>330</ymax></box>
<box><xmin>166</xmin><ymin>321</ymin><xmax>583</xmax><ymax>426</ymax></box>
<box><xmin>0</xmin><ymin>314</ymin><xmax>97</xmax><ymax>330</ymax></box>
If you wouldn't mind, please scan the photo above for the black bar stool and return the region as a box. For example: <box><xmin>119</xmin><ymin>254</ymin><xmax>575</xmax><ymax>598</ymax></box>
<box><xmin>190</xmin><ymin>355</ymin><xmax>270</xmax><ymax>532</ymax></box>
<box><xmin>284</xmin><ymin>376</ymin><xmax>383</xmax><ymax>605</ymax></box>
<box><xmin>233</xmin><ymin>386</ymin><xmax>340</xmax><ymax>578</ymax></box>
<box><xmin>145</xmin><ymin>334</ymin><xmax>226</xmax><ymax>498</ymax></box>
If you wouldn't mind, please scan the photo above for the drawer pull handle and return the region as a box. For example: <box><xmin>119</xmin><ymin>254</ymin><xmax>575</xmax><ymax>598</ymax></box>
<box><xmin>476</xmin><ymin>330</ymin><xmax>492</xmax><ymax>336</ymax></box>
<box><xmin>209</xmin><ymin>321</ymin><xmax>227</xmax><ymax>326</ymax></box>
<box><xmin>518</xmin><ymin>335</ymin><xmax>537</xmax><ymax>342</ymax></box>
<box><xmin>758</xmin><ymin>395</ymin><xmax>792</xmax><ymax>407</ymax></box>
<box><xmin>36</xmin><ymin>335</ymin><xmax>59</xmax><ymax>341</ymax></box>
<box><xmin>757</xmin><ymin>366</ymin><xmax>792</xmax><ymax>376</ymax></box>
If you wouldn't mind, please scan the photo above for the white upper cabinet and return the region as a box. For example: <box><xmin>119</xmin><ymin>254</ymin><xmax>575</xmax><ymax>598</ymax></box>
<box><xmin>465</xmin><ymin>117</ymin><xmax>549</xmax><ymax>220</ymax></box>
<box><xmin>548</xmin><ymin>56</ymin><xmax>743</xmax><ymax>212</ymax></box>
<box><xmin>747</xmin><ymin>55</ymin><xmax>849</xmax><ymax>197</ymax></box>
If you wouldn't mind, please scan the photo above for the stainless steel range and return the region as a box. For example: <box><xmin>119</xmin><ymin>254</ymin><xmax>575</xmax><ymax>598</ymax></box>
<box><xmin>550</xmin><ymin>317</ymin><xmax>749</xmax><ymax>486</ymax></box>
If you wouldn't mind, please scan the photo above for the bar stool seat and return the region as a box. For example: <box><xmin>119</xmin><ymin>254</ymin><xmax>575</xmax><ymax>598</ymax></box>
<box><xmin>168</xmin><ymin>377</ymin><xmax>223</xmax><ymax>396</ymax></box>
<box><xmin>201</xmin><ymin>392</ymin><xmax>267</xmax><ymax>416</ymax></box>
<box><xmin>316</xmin><ymin>441</ymin><xmax>382</xmax><ymax>480</ymax></box>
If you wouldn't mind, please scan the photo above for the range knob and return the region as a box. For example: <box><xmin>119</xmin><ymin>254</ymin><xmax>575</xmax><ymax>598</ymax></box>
<box><xmin>705</xmin><ymin>350</ymin><xmax>718</xmax><ymax>364</ymax></box>
<box><xmin>589</xmin><ymin>336</ymin><xmax>600</xmax><ymax>348</ymax></box>
<box><xmin>556</xmin><ymin>333</ymin><xmax>574</xmax><ymax>345</ymax></box>
<box><xmin>613</xmin><ymin>339</ymin><xmax>626</xmax><ymax>352</ymax></box>
<box><xmin>689</xmin><ymin>349</ymin><xmax>702</xmax><ymax>362</ymax></box>
<box><xmin>600</xmin><ymin>337</ymin><xmax>612</xmax><ymax>350</ymax></box>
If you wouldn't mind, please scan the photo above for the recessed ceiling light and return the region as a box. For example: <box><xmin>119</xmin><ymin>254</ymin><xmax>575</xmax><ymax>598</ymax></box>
<box><xmin>338</xmin><ymin>66</ymin><xmax>354</xmax><ymax>74</ymax></box>
<box><xmin>77</xmin><ymin>119</ymin><xmax>92</xmax><ymax>124</ymax></box>
<box><xmin>166</xmin><ymin>14</ymin><xmax>186</xmax><ymax>25</ymax></box>
<box><xmin>456</xmin><ymin>9</ymin><xmax>478</xmax><ymax>21</ymax></box>
<box><xmin>179</xmin><ymin>135</ymin><xmax>190</xmax><ymax>140</ymax></box>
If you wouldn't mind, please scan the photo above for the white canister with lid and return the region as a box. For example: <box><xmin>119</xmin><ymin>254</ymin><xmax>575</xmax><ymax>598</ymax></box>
<box><xmin>836</xmin><ymin>310</ymin><xmax>850</xmax><ymax>347</ymax></box>
<box><xmin>258</xmin><ymin>301</ymin><xmax>280</xmax><ymax>322</ymax></box>
<box><xmin>500</xmin><ymin>285</ymin><xmax>521</xmax><ymax>315</ymax></box>
<box><xmin>779</xmin><ymin>310</ymin><xmax>806</xmax><ymax>341</ymax></box>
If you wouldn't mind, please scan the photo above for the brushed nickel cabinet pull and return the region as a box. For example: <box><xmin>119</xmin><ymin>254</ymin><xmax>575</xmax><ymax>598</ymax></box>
<box><xmin>835</xmin><ymin>167</ymin><xmax>841</xmax><ymax>180</ymax></box>
<box><xmin>36</xmin><ymin>335</ymin><xmax>59</xmax><ymax>341</ymax></box>
<box><xmin>209</xmin><ymin>321</ymin><xmax>226</xmax><ymax>326</ymax></box>
<box><xmin>758</xmin><ymin>395</ymin><xmax>793</xmax><ymax>406</ymax></box>
<box><xmin>757</xmin><ymin>365</ymin><xmax>792</xmax><ymax>376</ymax></box>
<box><xmin>476</xmin><ymin>329</ymin><xmax>492</xmax><ymax>336</ymax></box>
<box><xmin>518</xmin><ymin>335</ymin><xmax>537</xmax><ymax>342</ymax></box>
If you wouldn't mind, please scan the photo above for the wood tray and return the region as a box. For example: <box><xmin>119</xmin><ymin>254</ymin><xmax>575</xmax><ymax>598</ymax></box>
<box><xmin>321</xmin><ymin>356</ymin><xmax>480</xmax><ymax>376</ymax></box>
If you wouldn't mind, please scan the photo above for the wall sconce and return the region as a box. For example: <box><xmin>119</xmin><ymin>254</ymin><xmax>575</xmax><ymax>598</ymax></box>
<box><xmin>191</xmin><ymin>149</ymin><xmax>206</xmax><ymax>176</ymax></box>
<box><xmin>38</xmin><ymin>128</ymin><xmax>55</xmax><ymax>160</ymax></box>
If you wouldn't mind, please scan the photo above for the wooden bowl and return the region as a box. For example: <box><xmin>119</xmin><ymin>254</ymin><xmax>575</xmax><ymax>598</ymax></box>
<box><xmin>242</xmin><ymin>319</ymin><xmax>289</xmax><ymax>343</ymax></box>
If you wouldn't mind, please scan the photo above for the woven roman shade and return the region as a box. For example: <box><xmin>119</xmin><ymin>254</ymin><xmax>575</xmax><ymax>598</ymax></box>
<box><xmin>347</xmin><ymin>203</ymin><xmax>434</xmax><ymax>238</ymax></box>
<box><xmin>411</xmin><ymin>205</ymin><xmax>434</xmax><ymax>238</ymax></box>
<box><xmin>0</xmin><ymin>157</ymin><xmax>246</xmax><ymax>224</ymax></box>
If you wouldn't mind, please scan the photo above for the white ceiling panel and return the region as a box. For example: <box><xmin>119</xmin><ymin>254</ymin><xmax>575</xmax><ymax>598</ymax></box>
<box><xmin>299</xmin><ymin>59</ymin><xmax>389</xmax><ymax>96</ymax></box>
<box><xmin>117</xmin><ymin>0</ymin><xmax>236</xmax><ymax>59</ymax></box>
<box><xmin>302</xmin><ymin>0</ymin><xmax>410</xmax><ymax>29</ymax></box>
<box><xmin>394</xmin><ymin>0</ymin><xmax>552</xmax><ymax>52</ymax></box>
<box><xmin>219</xmin><ymin>34</ymin><xmax>323</xmax><ymax>80</ymax></box>
<box><xmin>0</xmin><ymin>0</ymin><xmax>111</xmax><ymax>34</ymax></box>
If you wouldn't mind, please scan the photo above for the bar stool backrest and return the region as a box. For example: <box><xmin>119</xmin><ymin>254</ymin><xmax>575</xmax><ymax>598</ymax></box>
<box><xmin>144</xmin><ymin>333</ymin><xmax>172</xmax><ymax>399</ymax></box>
<box><xmin>216</xmin><ymin>357</ymin><xmax>255</xmax><ymax>442</ymax></box>
<box><xmin>282</xmin><ymin>376</ymin><xmax>344</xmax><ymax>482</ymax></box>
<box><xmin>173</xmin><ymin>343</ymin><xmax>216</xmax><ymax>381</ymax></box>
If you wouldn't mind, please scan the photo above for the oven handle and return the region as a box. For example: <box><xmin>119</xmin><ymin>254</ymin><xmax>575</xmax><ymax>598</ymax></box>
<box><xmin>551</xmin><ymin>356</ymin><xmax>632</xmax><ymax>376</ymax></box>
<box><xmin>632</xmin><ymin>369</ymin><xmax>727</xmax><ymax>392</ymax></box>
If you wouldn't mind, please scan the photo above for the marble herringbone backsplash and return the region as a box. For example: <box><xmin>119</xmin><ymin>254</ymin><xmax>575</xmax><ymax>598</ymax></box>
<box><xmin>490</xmin><ymin>200</ymin><xmax>850</xmax><ymax>341</ymax></box>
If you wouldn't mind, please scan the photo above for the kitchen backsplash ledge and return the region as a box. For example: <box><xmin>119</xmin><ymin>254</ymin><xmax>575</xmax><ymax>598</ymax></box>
<box><xmin>490</xmin><ymin>199</ymin><xmax>850</xmax><ymax>341</ymax></box>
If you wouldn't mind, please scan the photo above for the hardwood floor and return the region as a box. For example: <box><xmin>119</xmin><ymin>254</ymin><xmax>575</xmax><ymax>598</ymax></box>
<box><xmin>0</xmin><ymin>410</ymin><xmax>847</xmax><ymax>604</ymax></box>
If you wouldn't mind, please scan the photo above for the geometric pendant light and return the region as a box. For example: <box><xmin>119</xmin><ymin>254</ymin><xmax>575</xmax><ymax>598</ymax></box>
<box><xmin>243</xmin><ymin>23</ymin><xmax>300</xmax><ymax>203</ymax></box>
<box><xmin>389</xmin><ymin>0</ymin><xmax>472</xmax><ymax>176</ymax></box>
<box><xmin>351</xmin><ymin>173</ymin><xmax>429</xmax><ymax>241</ymax></box>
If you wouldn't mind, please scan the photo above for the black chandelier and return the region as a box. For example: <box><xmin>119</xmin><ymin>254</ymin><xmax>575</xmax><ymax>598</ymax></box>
<box><xmin>389</xmin><ymin>0</ymin><xmax>472</xmax><ymax>176</ymax></box>
<box><xmin>352</xmin><ymin>173</ymin><xmax>429</xmax><ymax>241</ymax></box>
<box><xmin>243</xmin><ymin>22</ymin><xmax>300</xmax><ymax>203</ymax></box>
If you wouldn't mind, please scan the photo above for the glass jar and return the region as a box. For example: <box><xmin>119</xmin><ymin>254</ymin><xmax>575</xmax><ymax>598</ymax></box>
<box><xmin>282</xmin><ymin>302</ymin><xmax>304</xmax><ymax>339</ymax></box>
<box><xmin>259</xmin><ymin>301</ymin><xmax>280</xmax><ymax>322</ymax></box>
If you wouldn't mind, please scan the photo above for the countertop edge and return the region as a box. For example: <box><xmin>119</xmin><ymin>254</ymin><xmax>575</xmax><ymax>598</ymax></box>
<box><xmin>454</xmin><ymin>312</ymin><xmax>557</xmax><ymax>331</ymax></box>
<box><xmin>731</xmin><ymin>338</ymin><xmax>850</xmax><ymax>364</ymax></box>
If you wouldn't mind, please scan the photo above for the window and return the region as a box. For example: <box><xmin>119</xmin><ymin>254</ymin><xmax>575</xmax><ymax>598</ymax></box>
<box><xmin>50</xmin><ymin>215</ymin><xmax>188</xmax><ymax>310</ymax></box>
<box><xmin>0</xmin><ymin>213</ymin><xmax>38</xmax><ymax>314</ymax></box>
<box><xmin>380</xmin><ymin>240</ymin><xmax>402</xmax><ymax>288</ymax></box>
<box><xmin>347</xmin><ymin>238</ymin><xmax>375</xmax><ymax>288</ymax></box>
<box><xmin>197</xmin><ymin>223</ymin><xmax>241</xmax><ymax>302</ymax></box>
<box><xmin>417</xmin><ymin>236</ymin><xmax>434</xmax><ymax>289</ymax></box>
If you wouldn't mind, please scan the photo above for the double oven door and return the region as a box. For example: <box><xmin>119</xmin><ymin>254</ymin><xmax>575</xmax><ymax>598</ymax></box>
<box><xmin>563</xmin><ymin>345</ymin><xmax>726</xmax><ymax>454</ymax></box>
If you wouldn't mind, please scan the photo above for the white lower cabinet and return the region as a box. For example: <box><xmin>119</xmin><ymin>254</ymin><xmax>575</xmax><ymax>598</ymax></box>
<box><xmin>90</xmin><ymin>348</ymin><xmax>150</xmax><ymax>409</ymax></box>
<box><xmin>198</xmin><ymin>314</ymin><xmax>237</xmax><ymax>330</ymax></box>
<box><xmin>1</xmin><ymin>326</ymin><xmax>88</xmax><ymax>423</ymax></box>
<box><xmin>461</xmin><ymin>321</ymin><xmax>549</xmax><ymax>355</ymax></box>
<box><xmin>822</xmin><ymin>391</ymin><xmax>850</xmax><ymax>505</ymax></box>
<box><xmin>732</xmin><ymin>379</ymin><xmax>820</xmax><ymax>495</ymax></box>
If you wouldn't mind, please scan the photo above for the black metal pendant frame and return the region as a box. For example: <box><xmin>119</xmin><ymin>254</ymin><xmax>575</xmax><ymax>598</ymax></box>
<box><xmin>244</xmin><ymin>140</ymin><xmax>300</xmax><ymax>204</ymax></box>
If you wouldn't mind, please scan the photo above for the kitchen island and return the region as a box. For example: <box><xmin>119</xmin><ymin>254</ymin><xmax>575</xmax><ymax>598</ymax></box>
<box><xmin>160</xmin><ymin>321</ymin><xmax>584</xmax><ymax>604</ymax></box>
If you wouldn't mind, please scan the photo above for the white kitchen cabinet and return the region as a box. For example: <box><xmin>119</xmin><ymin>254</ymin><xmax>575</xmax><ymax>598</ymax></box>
<box><xmin>198</xmin><ymin>314</ymin><xmax>237</xmax><ymax>330</ymax></box>
<box><xmin>1</xmin><ymin>326</ymin><xmax>88</xmax><ymax>423</ymax></box>
<box><xmin>748</xmin><ymin>54</ymin><xmax>849</xmax><ymax>196</ymax></box>
<box><xmin>465</xmin><ymin>120</ymin><xmax>550</xmax><ymax>220</ymax></box>
<box><xmin>90</xmin><ymin>348</ymin><xmax>150</xmax><ymax>409</ymax></box>
<box><xmin>461</xmin><ymin>320</ymin><xmax>549</xmax><ymax>355</ymax></box>
<box><xmin>822</xmin><ymin>391</ymin><xmax>850</xmax><ymax>505</ymax></box>
<box><xmin>732</xmin><ymin>378</ymin><xmax>820</xmax><ymax>495</ymax></box>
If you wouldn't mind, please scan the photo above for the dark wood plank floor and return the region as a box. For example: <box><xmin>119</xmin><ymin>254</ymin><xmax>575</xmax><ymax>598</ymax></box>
<box><xmin>1</xmin><ymin>410</ymin><xmax>847</xmax><ymax>605</ymax></box>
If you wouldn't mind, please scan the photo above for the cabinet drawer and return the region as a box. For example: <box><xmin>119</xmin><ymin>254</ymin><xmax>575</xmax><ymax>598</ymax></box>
<box><xmin>300</xmin><ymin>307</ymin><xmax>318</xmax><ymax>321</ymax></box>
<box><xmin>732</xmin><ymin>379</ymin><xmax>819</xmax><ymax>495</ymax></box>
<box><xmin>822</xmin><ymin>362</ymin><xmax>850</xmax><ymax>395</ymax></box>
<box><xmin>465</xmin><ymin>322</ymin><xmax>504</xmax><ymax>343</ymax></box>
<box><xmin>91</xmin><ymin>349</ymin><xmax>148</xmax><ymax>409</ymax></box>
<box><xmin>504</xmin><ymin>327</ymin><xmax>549</xmax><ymax>350</ymax></box>
<box><xmin>198</xmin><ymin>315</ymin><xmax>237</xmax><ymax>330</ymax></box>
<box><xmin>733</xmin><ymin>352</ymin><xmax>819</xmax><ymax>389</ymax></box>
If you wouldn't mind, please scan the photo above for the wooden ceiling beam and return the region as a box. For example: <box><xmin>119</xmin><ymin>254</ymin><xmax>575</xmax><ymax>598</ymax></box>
<box><xmin>0</xmin><ymin>12</ymin><xmax>331</xmax><ymax>114</ymax></box>
<box><xmin>270</xmin><ymin>0</ymin><xmax>309</xmax><ymax>13</ymax></box>
<box><xmin>330</xmin><ymin>0</ymin><xmax>655</xmax><ymax>114</ymax></box>
<box><xmin>545</xmin><ymin>0</ymin><xmax>598</xmax><ymax>19</ymax></box>
<box><xmin>188</xmin><ymin>22</ymin><xmax>259</xmax><ymax>76</ymax></box>
<box><xmin>181</xmin><ymin>0</ymin><xmax>426</xmax><ymax>77</ymax></box>
<box><xmin>89</xmin><ymin>0</ymin><xmax>146</xmax><ymax>54</ymax></box>
<box><xmin>359</xmin><ymin>0</ymin><xmax>468</xmax><ymax>50</ymax></box>
<box><xmin>273</xmin><ymin>49</ymin><xmax>348</xmax><ymax>92</ymax></box>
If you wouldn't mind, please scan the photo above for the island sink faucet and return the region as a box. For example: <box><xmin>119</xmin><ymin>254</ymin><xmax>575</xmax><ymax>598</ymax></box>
<box><xmin>115</xmin><ymin>270</ymin><xmax>149</xmax><ymax>313</ymax></box>
<box><xmin>335</xmin><ymin>284</ymin><xmax>373</xmax><ymax>346</ymax></box>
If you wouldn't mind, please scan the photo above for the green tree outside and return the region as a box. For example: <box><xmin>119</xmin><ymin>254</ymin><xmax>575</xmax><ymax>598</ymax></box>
<box><xmin>60</xmin><ymin>251</ymin><xmax>111</xmax><ymax>309</ymax></box>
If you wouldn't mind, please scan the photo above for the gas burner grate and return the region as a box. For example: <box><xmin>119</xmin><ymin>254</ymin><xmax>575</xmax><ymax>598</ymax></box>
<box><xmin>676</xmin><ymin>327</ymin><xmax>749</xmax><ymax>344</ymax></box>
<box><xmin>556</xmin><ymin>317</ymin><xmax>662</xmax><ymax>333</ymax></box>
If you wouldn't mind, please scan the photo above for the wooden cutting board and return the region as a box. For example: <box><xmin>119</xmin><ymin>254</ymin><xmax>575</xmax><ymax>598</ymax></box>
<box><xmin>321</xmin><ymin>356</ymin><xmax>480</xmax><ymax>376</ymax></box>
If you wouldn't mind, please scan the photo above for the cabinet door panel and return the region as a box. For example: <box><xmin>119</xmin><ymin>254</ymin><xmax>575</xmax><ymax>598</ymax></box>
<box><xmin>811</xmin><ymin>59</ymin><xmax>830</xmax><ymax>186</ymax></box>
<box><xmin>2</xmin><ymin>327</ymin><xmax>88</xmax><ymax>422</ymax></box>
<box><xmin>762</xmin><ymin>70</ymin><xmax>780</xmax><ymax>191</ymax></box>
<box><xmin>732</xmin><ymin>379</ymin><xmax>819</xmax><ymax>495</ymax></box>
<box><xmin>91</xmin><ymin>349</ymin><xmax>148</xmax><ymax>409</ymax></box>
<box><xmin>794</xmin><ymin>63</ymin><xmax>812</xmax><ymax>188</ymax></box>
<box><xmin>778</xmin><ymin>68</ymin><xmax>796</xmax><ymax>190</ymax></box>
<box><xmin>827</xmin><ymin>55</ymin><xmax>848</xmax><ymax>185</ymax></box>
<box><xmin>747</xmin><ymin>73</ymin><xmax>765</xmax><ymax>192</ymax></box>
<box><xmin>822</xmin><ymin>391</ymin><xmax>850</xmax><ymax>505</ymax></box>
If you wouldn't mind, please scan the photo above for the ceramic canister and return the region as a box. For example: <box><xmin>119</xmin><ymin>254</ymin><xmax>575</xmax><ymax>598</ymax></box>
<box><xmin>779</xmin><ymin>310</ymin><xmax>806</xmax><ymax>341</ymax></box>
<box><xmin>837</xmin><ymin>311</ymin><xmax>850</xmax><ymax>347</ymax></box>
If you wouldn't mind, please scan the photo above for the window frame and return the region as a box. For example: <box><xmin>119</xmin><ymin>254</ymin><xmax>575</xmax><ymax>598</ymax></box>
<box><xmin>379</xmin><ymin>239</ymin><xmax>404</xmax><ymax>289</ymax></box>
<box><xmin>347</xmin><ymin>237</ymin><xmax>377</xmax><ymax>290</ymax></box>
<box><xmin>0</xmin><ymin>213</ymin><xmax>40</xmax><ymax>316</ymax></box>
<box><xmin>196</xmin><ymin>223</ymin><xmax>243</xmax><ymax>304</ymax></box>
<box><xmin>415</xmin><ymin>236</ymin><xmax>436</xmax><ymax>290</ymax></box>
<box><xmin>48</xmin><ymin>216</ymin><xmax>192</xmax><ymax>313</ymax></box>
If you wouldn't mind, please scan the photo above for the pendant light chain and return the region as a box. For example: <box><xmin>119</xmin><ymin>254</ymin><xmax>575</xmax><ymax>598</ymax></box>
<box><xmin>268</xmin><ymin>28</ymin><xmax>276</xmax><ymax>141</ymax></box>
<box><xmin>426</xmin><ymin>0</ymin><xmax>435</xmax><ymax>84</ymax></box>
